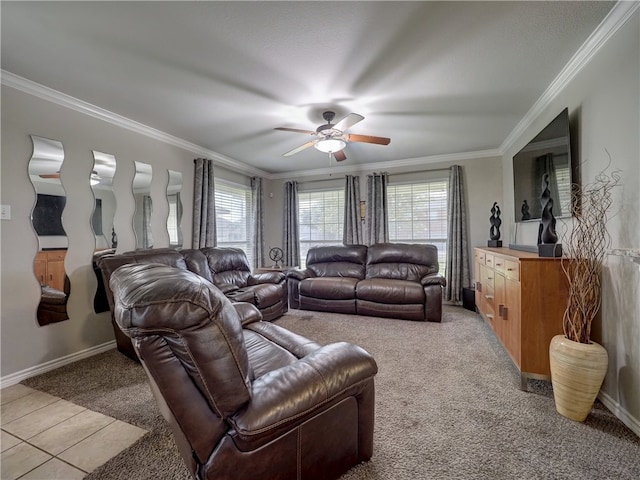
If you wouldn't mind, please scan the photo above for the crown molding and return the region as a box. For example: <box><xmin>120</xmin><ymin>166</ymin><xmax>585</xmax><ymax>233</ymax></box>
<box><xmin>500</xmin><ymin>1</ymin><xmax>639</xmax><ymax>155</ymax></box>
<box><xmin>268</xmin><ymin>149</ymin><xmax>501</xmax><ymax>180</ymax></box>
<box><xmin>3</xmin><ymin>1</ymin><xmax>635</xmax><ymax>181</ymax></box>
<box><xmin>0</xmin><ymin>70</ymin><xmax>269</xmax><ymax>178</ymax></box>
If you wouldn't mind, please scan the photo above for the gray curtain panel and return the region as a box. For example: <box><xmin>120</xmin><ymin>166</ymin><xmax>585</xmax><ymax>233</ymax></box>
<box><xmin>343</xmin><ymin>175</ymin><xmax>363</xmax><ymax>245</ymax></box>
<box><xmin>283</xmin><ymin>181</ymin><xmax>300</xmax><ymax>267</ymax></box>
<box><xmin>251</xmin><ymin>176</ymin><xmax>265</xmax><ymax>268</ymax></box>
<box><xmin>445</xmin><ymin>165</ymin><xmax>471</xmax><ymax>303</ymax></box>
<box><xmin>142</xmin><ymin>195</ymin><xmax>153</xmax><ymax>249</ymax></box>
<box><xmin>366</xmin><ymin>172</ymin><xmax>389</xmax><ymax>245</ymax></box>
<box><xmin>192</xmin><ymin>158</ymin><xmax>217</xmax><ymax>249</ymax></box>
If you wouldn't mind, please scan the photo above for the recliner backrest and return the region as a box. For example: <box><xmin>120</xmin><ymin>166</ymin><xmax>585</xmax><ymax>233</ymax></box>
<box><xmin>199</xmin><ymin>247</ymin><xmax>252</xmax><ymax>288</ymax></box>
<box><xmin>366</xmin><ymin>243</ymin><xmax>439</xmax><ymax>281</ymax></box>
<box><xmin>97</xmin><ymin>248</ymin><xmax>187</xmax><ymax>311</ymax></box>
<box><xmin>111</xmin><ymin>263</ymin><xmax>252</xmax><ymax>416</ymax></box>
<box><xmin>306</xmin><ymin>245</ymin><xmax>367</xmax><ymax>279</ymax></box>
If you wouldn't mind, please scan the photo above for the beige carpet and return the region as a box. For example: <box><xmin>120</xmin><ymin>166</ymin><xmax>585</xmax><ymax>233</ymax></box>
<box><xmin>23</xmin><ymin>306</ymin><xmax>640</xmax><ymax>479</ymax></box>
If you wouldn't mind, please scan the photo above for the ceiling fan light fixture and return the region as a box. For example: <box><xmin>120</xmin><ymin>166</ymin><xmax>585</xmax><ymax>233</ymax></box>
<box><xmin>314</xmin><ymin>138</ymin><xmax>346</xmax><ymax>153</ymax></box>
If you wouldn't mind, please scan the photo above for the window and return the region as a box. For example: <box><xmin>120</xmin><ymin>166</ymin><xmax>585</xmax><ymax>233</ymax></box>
<box><xmin>387</xmin><ymin>179</ymin><xmax>448</xmax><ymax>273</ymax></box>
<box><xmin>215</xmin><ymin>180</ymin><xmax>254</xmax><ymax>266</ymax></box>
<box><xmin>298</xmin><ymin>189</ymin><xmax>344</xmax><ymax>268</ymax></box>
<box><xmin>167</xmin><ymin>194</ymin><xmax>180</xmax><ymax>247</ymax></box>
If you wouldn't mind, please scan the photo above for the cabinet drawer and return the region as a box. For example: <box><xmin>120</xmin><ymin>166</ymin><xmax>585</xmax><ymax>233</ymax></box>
<box><xmin>481</xmin><ymin>266</ymin><xmax>495</xmax><ymax>290</ymax></box>
<box><xmin>46</xmin><ymin>251</ymin><xmax>66</xmax><ymax>261</ymax></box>
<box><xmin>485</xmin><ymin>254</ymin><xmax>494</xmax><ymax>268</ymax></box>
<box><xmin>475</xmin><ymin>250</ymin><xmax>486</xmax><ymax>264</ymax></box>
<box><xmin>505</xmin><ymin>260</ymin><xmax>520</xmax><ymax>281</ymax></box>
<box><xmin>493</xmin><ymin>256</ymin><xmax>506</xmax><ymax>274</ymax></box>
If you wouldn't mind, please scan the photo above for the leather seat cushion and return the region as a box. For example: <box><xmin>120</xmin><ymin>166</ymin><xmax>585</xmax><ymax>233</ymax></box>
<box><xmin>300</xmin><ymin>277</ymin><xmax>359</xmax><ymax>300</ymax></box>
<box><xmin>243</xmin><ymin>330</ymin><xmax>298</xmax><ymax>379</ymax></box>
<box><xmin>356</xmin><ymin>278</ymin><xmax>425</xmax><ymax>304</ymax></box>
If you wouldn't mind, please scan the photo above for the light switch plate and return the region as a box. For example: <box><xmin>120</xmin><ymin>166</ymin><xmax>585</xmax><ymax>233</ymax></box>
<box><xmin>1</xmin><ymin>205</ymin><xmax>11</xmax><ymax>220</ymax></box>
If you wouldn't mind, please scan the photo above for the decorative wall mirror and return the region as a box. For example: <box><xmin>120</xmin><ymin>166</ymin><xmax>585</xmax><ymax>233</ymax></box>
<box><xmin>133</xmin><ymin>161</ymin><xmax>153</xmax><ymax>250</ymax></box>
<box><xmin>167</xmin><ymin>170</ymin><xmax>183</xmax><ymax>249</ymax></box>
<box><xmin>28</xmin><ymin>135</ymin><xmax>70</xmax><ymax>326</ymax></box>
<box><xmin>91</xmin><ymin>150</ymin><xmax>117</xmax><ymax>313</ymax></box>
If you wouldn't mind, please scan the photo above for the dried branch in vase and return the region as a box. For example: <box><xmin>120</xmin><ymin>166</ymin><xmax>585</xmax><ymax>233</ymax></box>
<box><xmin>561</xmin><ymin>161</ymin><xmax>621</xmax><ymax>344</ymax></box>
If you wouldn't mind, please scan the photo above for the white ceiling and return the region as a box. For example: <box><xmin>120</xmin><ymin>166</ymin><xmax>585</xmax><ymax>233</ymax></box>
<box><xmin>1</xmin><ymin>1</ymin><xmax>615</xmax><ymax>176</ymax></box>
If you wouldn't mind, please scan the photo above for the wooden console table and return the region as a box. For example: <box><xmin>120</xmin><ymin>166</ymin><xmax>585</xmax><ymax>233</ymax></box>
<box><xmin>474</xmin><ymin>247</ymin><xmax>569</xmax><ymax>390</ymax></box>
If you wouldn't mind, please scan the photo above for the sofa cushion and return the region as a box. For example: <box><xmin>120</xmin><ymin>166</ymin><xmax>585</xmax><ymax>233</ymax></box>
<box><xmin>300</xmin><ymin>277</ymin><xmax>359</xmax><ymax>300</ymax></box>
<box><xmin>306</xmin><ymin>245</ymin><xmax>367</xmax><ymax>279</ymax></box>
<box><xmin>366</xmin><ymin>243</ymin><xmax>439</xmax><ymax>281</ymax></box>
<box><xmin>200</xmin><ymin>247</ymin><xmax>252</xmax><ymax>287</ymax></box>
<box><xmin>356</xmin><ymin>278</ymin><xmax>425</xmax><ymax>304</ymax></box>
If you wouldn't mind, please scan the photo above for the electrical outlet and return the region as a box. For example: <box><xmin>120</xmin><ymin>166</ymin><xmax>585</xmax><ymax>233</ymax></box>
<box><xmin>1</xmin><ymin>205</ymin><xmax>11</xmax><ymax>220</ymax></box>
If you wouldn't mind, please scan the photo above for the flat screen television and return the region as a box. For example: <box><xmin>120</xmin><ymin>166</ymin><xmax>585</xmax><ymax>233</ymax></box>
<box><xmin>512</xmin><ymin>108</ymin><xmax>573</xmax><ymax>222</ymax></box>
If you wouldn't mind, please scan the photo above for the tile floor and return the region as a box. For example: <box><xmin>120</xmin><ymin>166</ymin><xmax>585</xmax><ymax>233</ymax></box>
<box><xmin>1</xmin><ymin>384</ymin><xmax>147</xmax><ymax>480</ymax></box>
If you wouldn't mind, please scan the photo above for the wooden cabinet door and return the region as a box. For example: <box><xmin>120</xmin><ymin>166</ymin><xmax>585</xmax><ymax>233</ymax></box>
<box><xmin>34</xmin><ymin>255</ymin><xmax>47</xmax><ymax>286</ymax></box>
<box><xmin>47</xmin><ymin>259</ymin><xmax>66</xmax><ymax>291</ymax></box>
<box><xmin>503</xmin><ymin>276</ymin><xmax>521</xmax><ymax>368</ymax></box>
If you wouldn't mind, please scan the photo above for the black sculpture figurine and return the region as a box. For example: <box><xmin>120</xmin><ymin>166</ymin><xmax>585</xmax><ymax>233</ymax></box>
<box><xmin>521</xmin><ymin>200</ymin><xmax>531</xmax><ymax>221</ymax></box>
<box><xmin>537</xmin><ymin>173</ymin><xmax>562</xmax><ymax>257</ymax></box>
<box><xmin>488</xmin><ymin>202</ymin><xmax>502</xmax><ymax>247</ymax></box>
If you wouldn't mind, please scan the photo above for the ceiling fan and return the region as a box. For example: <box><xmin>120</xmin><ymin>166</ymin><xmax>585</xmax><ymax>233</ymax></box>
<box><xmin>274</xmin><ymin>111</ymin><xmax>390</xmax><ymax>162</ymax></box>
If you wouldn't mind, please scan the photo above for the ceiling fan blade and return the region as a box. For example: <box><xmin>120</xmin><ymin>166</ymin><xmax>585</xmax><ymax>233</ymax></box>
<box><xmin>283</xmin><ymin>139</ymin><xmax>318</xmax><ymax>157</ymax></box>
<box><xmin>333</xmin><ymin>150</ymin><xmax>347</xmax><ymax>162</ymax></box>
<box><xmin>347</xmin><ymin>134</ymin><xmax>391</xmax><ymax>145</ymax></box>
<box><xmin>274</xmin><ymin>127</ymin><xmax>317</xmax><ymax>135</ymax></box>
<box><xmin>333</xmin><ymin>113</ymin><xmax>364</xmax><ymax>132</ymax></box>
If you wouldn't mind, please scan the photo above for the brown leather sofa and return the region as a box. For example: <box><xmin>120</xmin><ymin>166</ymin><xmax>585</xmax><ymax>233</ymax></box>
<box><xmin>110</xmin><ymin>263</ymin><xmax>378</xmax><ymax>480</ymax></box>
<box><xmin>288</xmin><ymin>243</ymin><xmax>446</xmax><ymax>322</ymax></box>
<box><xmin>97</xmin><ymin>247</ymin><xmax>287</xmax><ymax>360</ymax></box>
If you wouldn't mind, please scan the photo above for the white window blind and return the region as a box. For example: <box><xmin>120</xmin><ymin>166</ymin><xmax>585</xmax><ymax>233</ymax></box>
<box><xmin>387</xmin><ymin>180</ymin><xmax>448</xmax><ymax>273</ymax></box>
<box><xmin>298</xmin><ymin>189</ymin><xmax>344</xmax><ymax>268</ymax></box>
<box><xmin>215</xmin><ymin>181</ymin><xmax>254</xmax><ymax>267</ymax></box>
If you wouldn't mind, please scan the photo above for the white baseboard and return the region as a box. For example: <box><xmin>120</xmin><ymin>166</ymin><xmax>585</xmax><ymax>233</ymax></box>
<box><xmin>0</xmin><ymin>341</ymin><xmax>116</xmax><ymax>388</ymax></box>
<box><xmin>598</xmin><ymin>390</ymin><xmax>640</xmax><ymax>438</ymax></box>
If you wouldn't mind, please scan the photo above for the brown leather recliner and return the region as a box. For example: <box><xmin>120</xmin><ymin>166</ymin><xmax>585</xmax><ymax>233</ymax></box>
<box><xmin>97</xmin><ymin>247</ymin><xmax>288</xmax><ymax>360</ymax></box>
<box><xmin>110</xmin><ymin>263</ymin><xmax>377</xmax><ymax>480</ymax></box>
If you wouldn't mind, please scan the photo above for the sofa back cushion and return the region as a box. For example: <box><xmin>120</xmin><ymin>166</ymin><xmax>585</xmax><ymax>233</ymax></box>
<box><xmin>366</xmin><ymin>243</ymin><xmax>439</xmax><ymax>281</ymax></box>
<box><xmin>199</xmin><ymin>247</ymin><xmax>252</xmax><ymax>288</ymax></box>
<box><xmin>306</xmin><ymin>245</ymin><xmax>367</xmax><ymax>279</ymax></box>
<box><xmin>110</xmin><ymin>263</ymin><xmax>252</xmax><ymax>418</ymax></box>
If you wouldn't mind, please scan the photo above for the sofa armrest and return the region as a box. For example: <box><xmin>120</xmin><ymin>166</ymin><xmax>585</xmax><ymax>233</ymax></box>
<box><xmin>421</xmin><ymin>274</ymin><xmax>446</xmax><ymax>287</ymax></box>
<box><xmin>229</xmin><ymin>342</ymin><xmax>377</xmax><ymax>448</ymax></box>
<box><xmin>286</xmin><ymin>269</ymin><xmax>314</xmax><ymax>281</ymax></box>
<box><xmin>233</xmin><ymin>302</ymin><xmax>263</xmax><ymax>326</ymax></box>
<box><xmin>247</xmin><ymin>272</ymin><xmax>285</xmax><ymax>285</ymax></box>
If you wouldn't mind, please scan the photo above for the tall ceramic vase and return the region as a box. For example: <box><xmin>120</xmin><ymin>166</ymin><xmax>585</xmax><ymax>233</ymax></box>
<box><xmin>549</xmin><ymin>335</ymin><xmax>608</xmax><ymax>422</ymax></box>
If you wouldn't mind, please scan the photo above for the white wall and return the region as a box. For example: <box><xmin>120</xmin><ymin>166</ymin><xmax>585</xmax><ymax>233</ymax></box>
<box><xmin>502</xmin><ymin>10</ymin><xmax>639</xmax><ymax>432</ymax></box>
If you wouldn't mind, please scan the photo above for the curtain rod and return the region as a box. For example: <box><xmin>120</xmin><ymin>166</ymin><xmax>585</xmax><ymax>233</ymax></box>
<box><xmin>294</xmin><ymin>166</ymin><xmax>452</xmax><ymax>183</ymax></box>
